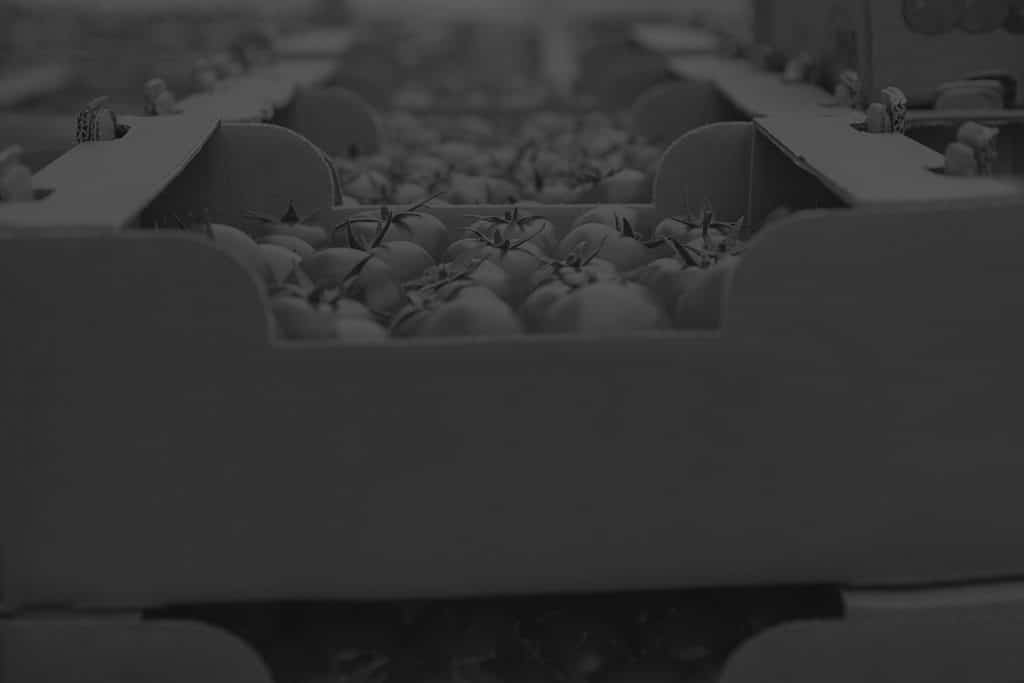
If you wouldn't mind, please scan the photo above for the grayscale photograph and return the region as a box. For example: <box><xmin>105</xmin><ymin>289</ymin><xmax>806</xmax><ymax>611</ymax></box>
<box><xmin>2</xmin><ymin>0</ymin><xmax>1023</xmax><ymax>681</ymax></box>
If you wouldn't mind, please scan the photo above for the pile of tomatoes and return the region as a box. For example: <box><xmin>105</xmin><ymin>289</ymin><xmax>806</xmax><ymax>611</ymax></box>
<box><xmin>160</xmin><ymin>196</ymin><xmax>785</xmax><ymax>342</ymax></box>
<box><xmin>333</xmin><ymin>110</ymin><xmax>663</xmax><ymax>207</ymax></box>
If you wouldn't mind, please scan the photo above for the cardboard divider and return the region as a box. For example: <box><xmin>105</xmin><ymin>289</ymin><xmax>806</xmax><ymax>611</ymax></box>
<box><xmin>721</xmin><ymin>583</ymin><xmax>1024</xmax><ymax>683</ymax></box>
<box><xmin>0</xmin><ymin>114</ymin><xmax>220</xmax><ymax>233</ymax></box>
<box><xmin>653</xmin><ymin>121</ymin><xmax>757</xmax><ymax>222</ymax></box>
<box><xmin>668</xmin><ymin>55</ymin><xmax>848</xmax><ymax>118</ymax></box>
<box><xmin>630</xmin><ymin>79</ymin><xmax>742</xmax><ymax>146</ymax></box>
<box><xmin>5</xmin><ymin>201</ymin><xmax>1024</xmax><ymax>609</ymax></box>
<box><xmin>275</xmin><ymin>86</ymin><xmax>384</xmax><ymax>158</ymax></box>
<box><xmin>142</xmin><ymin>122</ymin><xmax>337</xmax><ymax>234</ymax></box>
<box><xmin>756</xmin><ymin>114</ymin><xmax>1024</xmax><ymax>206</ymax></box>
<box><xmin>1</xmin><ymin>618</ymin><xmax>273</xmax><ymax>683</ymax></box>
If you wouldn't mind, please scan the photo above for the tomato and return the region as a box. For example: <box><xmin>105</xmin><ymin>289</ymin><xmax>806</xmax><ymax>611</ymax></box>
<box><xmin>533</xmin><ymin>180</ymin><xmax>584</xmax><ymax>204</ymax></box>
<box><xmin>432</xmin><ymin>141</ymin><xmax>480</xmax><ymax>170</ymax></box>
<box><xmin>391</xmin><ymin>182</ymin><xmax>431</xmax><ymax>205</ymax></box>
<box><xmin>336</xmin><ymin>195</ymin><xmax>450</xmax><ymax>260</ymax></box>
<box><xmin>360</xmin><ymin>152</ymin><xmax>395</xmax><ymax>175</ymax></box>
<box><xmin>260</xmin><ymin>234</ymin><xmax>315</xmax><ymax>259</ymax></box>
<box><xmin>528</xmin><ymin>239</ymin><xmax>620</xmax><ymax>291</ymax></box>
<box><xmin>259</xmin><ymin>243</ymin><xmax>303</xmax><ymax>285</ymax></box>
<box><xmin>270</xmin><ymin>296</ymin><xmax>336</xmax><ymax>340</ymax></box>
<box><xmin>337</xmin><ymin>208</ymin><xmax>436</xmax><ymax>283</ymax></box>
<box><xmin>446</xmin><ymin>174</ymin><xmax>491</xmax><ymax>204</ymax></box>
<box><xmin>444</xmin><ymin>229</ymin><xmax>546</xmax><ymax>303</ymax></box>
<box><xmin>581</xmin><ymin>129</ymin><xmax>627</xmax><ymax>158</ymax></box>
<box><xmin>465</xmin><ymin>207</ymin><xmax>559</xmax><ymax>255</ymax></box>
<box><xmin>451</xmin><ymin>115</ymin><xmax>496</xmax><ymax>143</ymax></box>
<box><xmin>341</xmin><ymin>169</ymin><xmax>391</xmax><ymax>204</ymax></box>
<box><xmin>300</xmin><ymin>249</ymin><xmax>404</xmax><ymax>313</ymax></box>
<box><xmin>531</xmin><ymin>150</ymin><xmax>573</xmax><ymax>178</ymax></box>
<box><xmin>414</xmin><ymin>285</ymin><xmax>524</xmax><ymax>338</ymax></box>
<box><xmin>651</xmin><ymin>215</ymin><xmax>699</xmax><ymax>244</ymax></box>
<box><xmin>403</xmin><ymin>154</ymin><xmax>451</xmax><ymax>184</ymax></box>
<box><xmin>573</xmin><ymin>205</ymin><xmax>640</xmax><ymax>231</ymax></box>
<box><xmin>486</xmin><ymin>177</ymin><xmax>521</xmax><ymax>205</ymax></box>
<box><xmin>625</xmin><ymin>143</ymin><xmax>663</xmax><ymax>174</ymax></box>
<box><xmin>243</xmin><ymin>202</ymin><xmax>329</xmax><ymax>248</ymax></box>
<box><xmin>673</xmin><ymin>254</ymin><xmax>740</xmax><ymax>329</ymax></box>
<box><xmin>519</xmin><ymin>279</ymin><xmax>574</xmax><ymax>332</ymax></box>
<box><xmin>186</xmin><ymin>220</ymin><xmax>270</xmax><ymax>286</ymax></box>
<box><xmin>306</xmin><ymin>285</ymin><xmax>375</xmax><ymax>321</ymax></box>
<box><xmin>626</xmin><ymin>238</ymin><xmax>709</xmax><ymax>310</ymax></box>
<box><xmin>539</xmin><ymin>281</ymin><xmax>670</xmax><ymax>334</ymax></box>
<box><xmin>410</xmin><ymin>258</ymin><xmax>512</xmax><ymax>303</ymax></box>
<box><xmin>599</xmin><ymin>168</ymin><xmax>650</xmax><ymax>203</ymax></box>
<box><xmin>558</xmin><ymin>220</ymin><xmax>664</xmax><ymax>271</ymax></box>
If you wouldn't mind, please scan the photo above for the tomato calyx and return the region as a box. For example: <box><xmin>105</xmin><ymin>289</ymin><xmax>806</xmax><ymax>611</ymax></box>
<box><xmin>464</xmin><ymin>206</ymin><xmax>548</xmax><ymax>239</ymax></box>
<box><xmin>331</xmin><ymin>191</ymin><xmax>445</xmax><ymax>245</ymax></box>
<box><xmin>409</xmin><ymin>256</ymin><xmax>489</xmax><ymax>295</ymax></box>
<box><xmin>461</xmin><ymin>223</ymin><xmax>546</xmax><ymax>254</ymax></box>
<box><xmin>308</xmin><ymin>252</ymin><xmax>378</xmax><ymax>304</ymax></box>
<box><xmin>245</xmin><ymin>200</ymin><xmax>320</xmax><ymax>227</ymax></box>
<box><xmin>660</xmin><ymin>235</ymin><xmax>714</xmax><ymax>268</ymax></box>
<box><xmin>539</xmin><ymin>235</ymin><xmax>609</xmax><ymax>271</ymax></box>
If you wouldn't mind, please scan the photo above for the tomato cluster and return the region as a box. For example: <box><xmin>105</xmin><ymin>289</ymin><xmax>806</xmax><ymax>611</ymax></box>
<box><xmin>333</xmin><ymin>110</ymin><xmax>664</xmax><ymax>207</ymax></box>
<box><xmin>160</xmin><ymin>199</ymin><xmax>794</xmax><ymax>342</ymax></box>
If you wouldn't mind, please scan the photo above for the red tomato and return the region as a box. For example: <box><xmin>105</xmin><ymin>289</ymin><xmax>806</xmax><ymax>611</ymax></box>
<box><xmin>337</xmin><ymin>208</ymin><xmax>436</xmax><ymax>283</ymax></box>
<box><xmin>651</xmin><ymin>215</ymin><xmax>700</xmax><ymax>244</ymax></box>
<box><xmin>539</xmin><ymin>281</ymin><xmax>670</xmax><ymax>334</ymax></box>
<box><xmin>486</xmin><ymin>177</ymin><xmax>522</xmax><ymax>204</ymax></box>
<box><xmin>260</xmin><ymin>234</ymin><xmax>315</xmax><ymax>259</ymax></box>
<box><xmin>259</xmin><ymin>243</ymin><xmax>303</xmax><ymax>285</ymax></box>
<box><xmin>444</xmin><ymin>229</ymin><xmax>546</xmax><ymax>304</ymax></box>
<box><xmin>599</xmin><ymin>168</ymin><xmax>650</xmax><ymax>203</ymax></box>
<box><xmin>465</xmin><ymin>207</ymin><xmax>559</xmax><ymax>255</ymax></box>
<box><xmin>306</xmin><ymin>286</ymin><xmax>375</xmax><ymax>321</ymax></box>
<box><xmin>300</xmin><ymin>249</ymin><xmax>404</xmax><ymax>314</ymax></box>
<box><xmin>573</xmin><ymin>205</ymin><xmax>640</xmax><ymax>231</ymax></box>
<box><xmin>432</xmin><ymin>141</ymin><xmax>480</xmax><ymax>169</ymax></box>
<box><xmin>403</xmin><ymin>154</ymin><xmax>451</xmax><ymax>184</ymax></box>
<box><xmin>558</xmin><ymin>220</ymin><xmax>665</xmax><ymax>271</ymax></box>
<box><xmin>626</xmin><ymin>238</ymin><xmax>709</xmax><ymax>310</ymax></box>
<box><xmin>414</xmin><ymin>286</ymin><xmax>524</xmax><ymax>338</ymax></box>
<box><xmin>391</xmin><ymin>182</ymin><xmax>431</xmax><ymax>204</ymax></box>
<box><xmin>336</xmin><ymin>195</ymin><xmax>450</xmax><ymax>260</ymax></box>
<box><xmin>245</xmin><ymin>201</ymin><xmax>329</xmax><ymax>248</ymax></box>
<box><xmin>270</xmin><ymin>296</ymin><xmax>335</xmax><ymax>340</ymax></box>
<box><xmin>446</xmin><ymin>174</ymin><xmax>491</xmax><ymax>204</ymax></box>
<box><xmin>528</xmin><ymin>238</ymin><xmax>620</xmax><ymax>291</ymax></box>
<box><xmin>199</xmin><ymin>221</ymin><xmax>270</xmax><ymax>286</ymax></box>
<box><xmin>410</xmin><ymin>258</ymin><xmax>513</xmax><ymax>303</ymax></box>
<box><xmin>341</xmin><ymin>169</ymin><xmax>391</xmax><ymax>204</ymax></box>
<box><xmin>673</xmin><ymin>254</ymin><xmax>740</xmax><ymax>329</ymax></box>
<box><xmin>519</xmin><ymin>279</ymin><xmax>574</xmax><ymax>332</ymax></box>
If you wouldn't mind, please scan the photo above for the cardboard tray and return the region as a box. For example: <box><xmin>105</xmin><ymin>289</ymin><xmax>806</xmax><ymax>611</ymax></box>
<box><xmin>5</xmin><ymin>112</ymin><xmax>1024</xmax><ymax>682</ymax></box>
<box><xmin>753</xmin><ymin>0</ymin><xmax>1024</xmax><ymax>108</ymax></box>
<box><xmin>3</xmin><ymin>112</ymin><xmax>1024</xmax><ymax>610</ymax></box>
<box><xmin>9</xmin><ymin>583</ymin><xmax>1024</xmax><ymax>683</ymax></box>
